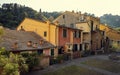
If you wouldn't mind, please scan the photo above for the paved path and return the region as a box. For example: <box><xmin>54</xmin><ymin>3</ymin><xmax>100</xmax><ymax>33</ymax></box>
<box><xmin>26</xmin><ymin>55</ymin><xmax>120</xmax><ymax>75</ymax></box>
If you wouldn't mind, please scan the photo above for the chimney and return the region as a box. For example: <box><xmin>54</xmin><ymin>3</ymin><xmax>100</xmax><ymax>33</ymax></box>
<box><xmin>11</xmin><ymin>42</ymin><xmax>18</xmax><ymax>50</ymax></box>
<box><xmin>33</xmin><ymin>43</ymin><xmax>38</xmax><ymax>48</ymax></box>
<box><xmin>40</xmin><ymin>40</ymin><xmax>44</xmax><ymax>45</ymax></box>
<box><xmin>27</xmin><ymin>41</ymin><xmax>32</xmax><ymax>47</ymax></box>
<box><xmin>72</xmin><ymin>10</ymin><xmax>74</xmax><ymax>13</ymax></box>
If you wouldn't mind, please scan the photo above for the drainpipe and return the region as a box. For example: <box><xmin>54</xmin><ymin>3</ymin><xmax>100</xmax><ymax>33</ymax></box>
<box><xmin>55</xmin><ymin>27</ymin><xmax>58</xmax><ymax>46</ymax></box>
<box><xmin>48</xmin><ymin>21</ymin><xmax>50</xmax><ymax>42</ymax></box>
<box><xmin>55</xmin><ymin>26</ymin><xmax>59</xmax><ymax>57</ymax></box>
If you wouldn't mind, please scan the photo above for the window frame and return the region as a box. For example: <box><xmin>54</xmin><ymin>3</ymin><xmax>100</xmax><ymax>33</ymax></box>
<box><xmin>63</xmin><ymin>29</ymin><xmax>67</xmax><ymax>38</ymax></box>
<box><xmin>44</xmin><ymin>31</ymin><xmax>47</xmax><ymax>37</ymax></box>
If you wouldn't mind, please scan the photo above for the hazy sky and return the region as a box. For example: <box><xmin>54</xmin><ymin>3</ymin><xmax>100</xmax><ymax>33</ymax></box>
<box><xmin>0</xmin><ymin>0</ymin><xmax>120</xmax><ymax>17</ymax></box>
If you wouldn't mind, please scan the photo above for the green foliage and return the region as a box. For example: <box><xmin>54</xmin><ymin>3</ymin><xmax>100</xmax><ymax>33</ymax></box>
<box><xmin>0</xmin><ymin>3</ymin><xmax>39</xmax><ymax>29</ymax></box>
<box><xmin>0</xmin><ymin>3</ymin><xmax>62</xmax><ymax>29</ymax></box>
<box><xmin>0</xmin><ymin>48</ymin><xmax>28</xmax><ymax>75</ymax></box>
<box><xmin>3</xmin><ymin>63</ymin><xmax>19</xmax><ymax>75</ymax></box>
<box><xmin>21</xmin><ymin>52</ymin><xmax>40</xmax><ymax>69</ymax></box>
<box><xmin>0</xmin><ymin>47</ymin><xmax>10</xmax><ymax>57</ymax></box>
<box><xmin>42</xmin><ymin>12</ymin><xmax>61</xmax><ymax>21</ymax></box>
<box><xmin>100</xmin><ymin>14</ymin><xmax>120</xmax><ymax>28</ymax></box>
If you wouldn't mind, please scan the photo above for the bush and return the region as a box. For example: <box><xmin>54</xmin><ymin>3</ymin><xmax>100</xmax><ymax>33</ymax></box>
<box><xmin>0</xmin><ymin>48</ymin><xmax>28</xmax><ymax>75</ymax></box>
<box><xmin>21</xmin><ymin>52</ymin><xmax>40</xmax><ymax>71</ymax></box>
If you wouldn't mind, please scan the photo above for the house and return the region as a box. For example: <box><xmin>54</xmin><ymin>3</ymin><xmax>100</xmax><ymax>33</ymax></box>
<box><xmin>100</xmin><ymin>24</ymin><xmax>120</xmax><ymax>52</ymax></box>
<box><xmin>17</xmin><ymin>18</ymin><xmax>82</xmax><ymax>59</ymax></box>
<box><xmin>57</xmin><ymin>25</ymin><xmax>82</xmax><ymax>59</ymax></box>
<box><xmin>53</xmin><ymin>11</ymin><xmax>100</xmax><ymax>28</ymax></box>
<box><xmin>53</xmin><ymin>11</ymin><xmax>81</xmax><ymax>28</ymax></box>
<box><xmin>76</xmin><ymin>16</ymin><xmax>105</xmax><ymax>54</ymax></box>
<box><xmin>17</xmin><ymin>18</ymin><xmax>58</xmax><ymax>57</ymax></box>
<box><xmin>53</xmin><ymin>11</ymin><xmax>104</xmax><ymax>54</ymax></box>
<box><xmin>76</xmin><ymin>22</ymin><xmax>91</xmax><ymax>51</ymax></box>
<box><xmin>0</xmin><ymin>28</ymin><xmax>55</xmax><ymax>67</ymax></box>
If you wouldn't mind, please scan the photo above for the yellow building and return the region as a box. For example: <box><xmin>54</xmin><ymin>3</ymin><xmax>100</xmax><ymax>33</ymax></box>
<box><xmin>17</xmin><ymin>18</ymin><xmax>58</xmax><ymax>56</ymax></box>
<box><xmin>100</xmin><ymin>24</ymin><xmax>120</xmax><ymax>47</ymax></box>
<box><xmin>17</xmin><ymin>18</ymin><xmax>57</xmax><ymax>45</ymax></box>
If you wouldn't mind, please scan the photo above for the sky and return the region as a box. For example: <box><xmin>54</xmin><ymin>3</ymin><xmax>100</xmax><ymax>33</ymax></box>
<box><xmin>0</xmin><ymin>0</ymin><xmax>120</xmax><ymax>17</ymax></box>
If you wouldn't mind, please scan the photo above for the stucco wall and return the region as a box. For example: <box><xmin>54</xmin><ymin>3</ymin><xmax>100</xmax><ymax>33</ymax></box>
<box><xmin>17</xmin><ymin>18</ymin><xmax>57</xmax><ymax>46</ymax></box>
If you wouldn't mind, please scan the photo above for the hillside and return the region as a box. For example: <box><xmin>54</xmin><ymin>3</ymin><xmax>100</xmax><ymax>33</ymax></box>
<box><xmin>100</xmin><ymin>14</ymin><xmax>120</xmax><ymax>28</ymax></box>
<box><xmin>0</xmin><ymin>3</ymin><xmax>120</xmax><ymax>29</ymax></box>
<box><xmin>0</xmin><ymin>3</ymin><xmax>48</xmax><ymax>29</ymax></box>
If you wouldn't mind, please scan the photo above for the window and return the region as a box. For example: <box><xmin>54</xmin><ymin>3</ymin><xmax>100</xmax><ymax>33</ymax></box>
<box><xmin>63</xmin><ymin>15</ymin><xmax>65</xmax><ymax>19</ymax></box>
<box><xmin>80</xmin><ymin>44</ymin><xmax>82</xmax><ymax>51</ymax></box>
<box><xmin>76</xmin><ymin>31</ymin><xmax>81</xmax><ymax>38</ymax></box>
<box><xmin>58</xmin><ymin>47</ymin><xmax>64</xmax><ymax>54</ymax></box>
<box><xmin>51</xmin><ymin>49</ymin><xmax>54</xmax><ymax>56</ymax></box>
<box><xmin>101</xmin><ymin>31</ymin><xmax>105</xmax><ymax>36</ymax></box>
<box><xmin>70</xmin><ymin>23</ymin><xmax>74</xmax><ymax>28</ymax></box>
<box><xmin>38</xmin><ymin>49</ymin><xmax>43</xmax><ymax>55</ymax></box>
<box><xmin>117</xmin><ymin>41</ymin><xmax>120</xmax><ymax>44</ymax></box>
<box><xmin>78</xmin><ymin>31</ymin><xmax>81</xmax><ymax>38</ymax></box>
<box><xmin>63</xmin><ymin>29</ymin><xmax>67</xmax><ymax>38</ymax></box>
<box><xmin>80</xmin><ymin>15</ymin><xmax>85</xmax><ymax>22</ymax></box>
<box><xmin>44</xmin><ymin>31</ymin><xmax>47</xmax><ymax>37</ymax></box>
<box><xmin>73</xmin><ymin>44</ymin><xmax>78</xmax><ymax>52</ymax></box>
<box><xmin>74</xmin><ymin>31</ymin><xmax>77</xmax><ymax>38</ymax></box>
<box><xmin>74</xmin><ymin>31</ymin><xmax>81</xmax><ymax>38</ymax></box>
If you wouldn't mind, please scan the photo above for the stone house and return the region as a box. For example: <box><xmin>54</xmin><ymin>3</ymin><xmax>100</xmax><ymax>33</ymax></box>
<box><xmin>0</xmin><ymin>28</ymin><xmax>55</xmax><ymax>67</ymax></box>
<box><xmin>100</xmin><ymin>24</ymin><xmax>120</xmax><ymax>52</ymax></box>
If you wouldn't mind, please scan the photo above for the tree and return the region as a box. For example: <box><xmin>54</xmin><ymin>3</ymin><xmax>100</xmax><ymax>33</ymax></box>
<box><xmin>0</xmin><ymin>48</ymin><xmax>28</xmax><ymax>75</ymax></box>
<box><xmin>100</xmin><ymin>14</ymin><xmax>120</xmax><ymax>28</ymax></box>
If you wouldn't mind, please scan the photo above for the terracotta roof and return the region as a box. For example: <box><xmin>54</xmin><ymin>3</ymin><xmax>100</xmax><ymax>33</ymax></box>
<box><xmin>0</xmin><ymin>28</ymin><xmax>55</xmax><ymax>51</ymax></box>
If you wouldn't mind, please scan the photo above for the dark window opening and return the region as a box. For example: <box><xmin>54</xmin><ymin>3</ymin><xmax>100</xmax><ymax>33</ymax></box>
<box><xmin>78</xmin><ymin>31</ymin><xmax>81</xmax><ymax>38</ymax></box>
<box><xmin>63</xmin><ymin>15</ymin><xmax>65</xmax><ymax>19</ymax></box>
<box><xmin>44</xmin><ymin>31</ymin><xmax>47</xmax><ymax>37</ymax></box>
<box><xmin>70</xmin><ymin>23</ymin><xmax>74</xmax><ymax>28</ymax></box>
<box><xmin>58</xmin><ymin>47</ymin><xmax>64</xmax><ymax>54</ymax></box>
<box><xmin>74</xmin><ymin>31</ymin><xmax>77</xmax><ymax>38</ymax></box>
<box><xmin>51</xmin><ymin>49</ymin><xmax>54</xmax><ymax>56</ymax></box>
<box><xmin>63</xmin><ymin>29</ymin><xmax>67</xmax><ymax>38</ymax></box>
<box><xmin>80</xmin><ymin>44</ymin><xmax>82</xmax><ymax>51</ymax></box>
<box><xmin>102</xmin><ymin>31</ymin><xmax>105</xmax><ymax>36</ymax></box>
<box><xmin>38</xmin><ymin>49</ymin><xmax>43</xmax><ymax>55</ymax></box>
<box><xmin>73</xmin><ymin>44</ymin><xmax>78</xmax><ymax>52</ymax></box>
